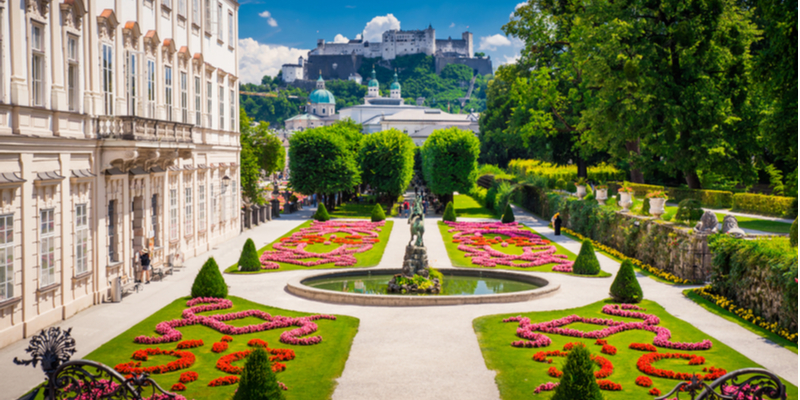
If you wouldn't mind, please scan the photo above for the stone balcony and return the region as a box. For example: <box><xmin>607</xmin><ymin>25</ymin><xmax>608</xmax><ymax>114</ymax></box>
<box><xmin>94</xmin><ymin>115</ymin><xmax>194</xmax><ymax>143</ymax></box>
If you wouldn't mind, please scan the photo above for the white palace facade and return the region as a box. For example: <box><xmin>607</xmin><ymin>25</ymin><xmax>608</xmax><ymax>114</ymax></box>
<box><xmin>0</xmin><ymin>0</ymin><xmax>241</xmax><ymax>348</ymax></box>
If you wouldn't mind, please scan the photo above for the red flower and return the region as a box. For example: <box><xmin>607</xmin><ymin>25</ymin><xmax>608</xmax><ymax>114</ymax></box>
<box><xmin>221</xmin><ymin>335</ymin><xmax>234</xmax><ymax>342</ymax></box>
<box><xmin>547</xmin><ymin>366</ymin><xmax>563</xmax><ymax>378</ymax></box>
<box><xmin>176</xmin><ymin>339</ymin><xmax>204</xmax><ymax>349</ymax></box>
<box><xmin>636</xmin><ymin>376</ymin><xmax>653</xmax><ymax>387</ymax></box>
<box><xmin>179</xmin><ymin>371</ymin><xmax>198</xmax><ymax>383</ymax></box>
<box><xmin>171</xmin><ymin>383</ymin><xmax>186</xmax><ymax>391</ymax></box>
<box><xmin>212</xmin><ymin>342</ymin><xmax>229</xmax><ymax>353</ymax></box>
<box><xmin>601</xmin><ymin>344</ymin><xmax>617</xmax><ymax>356</ymax></box>
<box><xmin>208</xmin><ymin>376</ymin><xmax>239</xmax><ymax>386</ymax></box>
<box><xmin>596</xmin><ymin>380</ymin><xmax>622</xmax><ymax>391</ymax></box>
<box><xmin>114</xmin><ymin>348</ymin><xmax>195</xmax><ymax>375</ymax></box>
<box><xmin>649</xmin><ymin>388</ymin><xmax>662</xmax><ymax>396</ymax></box>
<box><xmin>594</xmin><ymin>339</ymin><xmax>608</xmax><ymax>346</ymax></box>
<box><xmin>629</xmin><ymin>343</ymin><xmax>657</xmax><ymax>352</ymax></box>
<box><xmin>636</xmin><ymin>352</ymin><xmax>726</xmax><ymax>381</ymax></box>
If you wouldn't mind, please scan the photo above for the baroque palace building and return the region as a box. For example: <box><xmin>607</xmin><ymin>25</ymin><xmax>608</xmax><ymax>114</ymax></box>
<box><xmin>0</xmin><ymin>0</ymin><xmax>241</xmax><ymax>348</ymax></box>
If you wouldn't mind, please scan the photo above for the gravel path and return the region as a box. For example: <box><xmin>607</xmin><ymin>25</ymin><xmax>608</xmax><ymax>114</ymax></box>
<box><xmin>1</xmin><ymin>200</ymin><xmax>796</xmax><ymax>400</ymax></box>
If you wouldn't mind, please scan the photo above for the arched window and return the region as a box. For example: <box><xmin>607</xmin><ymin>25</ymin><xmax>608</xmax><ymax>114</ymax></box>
<box><xmin>322</xmin><ymin>108</ymin><xmax>325</xmax><ymax>114</ymax></box>
<box><xmin>312</xmin><ymin>108</ymin><xmax>316</xmax><ymax>114</ymax></box>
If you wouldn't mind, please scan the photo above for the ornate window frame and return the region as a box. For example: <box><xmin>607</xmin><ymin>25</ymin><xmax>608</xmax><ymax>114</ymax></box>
<box><xmin>97</xmin><ymin>9</ymin><xmax>118</xmax><ymax>116</ymax></box>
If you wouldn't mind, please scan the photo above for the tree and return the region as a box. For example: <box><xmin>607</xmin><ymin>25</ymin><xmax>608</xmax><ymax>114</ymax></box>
<box><xmin>501</xmin><ymin>203</ymin><xmax>515</xmax><ymax>223</ymax></box>
<box><xmin>313</xmin><ymin>203</ymin><xmax>331</xmax><ymax>221</ymax></box>
<box><xmin>358</xmin><ymin>129</ymin><xmax>415</xmax><ymax>201</ymax></box>
<box><xmin>573</xmin><ymin>240</ymin><xmax>601</xmax><ymax>275</ymax></box>
<box><xmin>191</xmin><ymin>258</ymin><xmax>228</xmax><ymax>299</ymax></box>
<box><xmin>289</xmin><ymin>126</ymin><xmax>361</xmax><ymax>210</ymax></box>
<box><xmin>233</xmin><ymin>348</ymin><xmax>285</xmax><ymax>400</ymax></box>
<box><xmin>421</xmin><ymin>127</ymin><xmax>480</xmax><ymax>203</ymax></box>
<box><xmin>370</xmin><ymin>204</ymin><xmax>386</xmax><ymax>222</ymax></box>
<box><xmin>551</xmin><ymin>344</ymin><xmax>603</xmax><ymax>400</ymax></box>
<box><xmin>239</xmin><ymin>109</ymin><xmax>286</xmax><ymax>205</ymax></box>
<box><xmin>238</xmin><ymin>238</ymin><xmax>261</xmax><ymax>272</ymax></box>
<box><xmin>474</xmin><ymin>52</ymin><xmax>486</xmax><ymax>58</ymax></box>
<box><xmin>609</xmin><ymin>260</ymin><xmax>643</xmax><ymax>303</ymax></box>
<box><xmin>442</xmin><ymin>202</ymin><xmax>457</xmax><ymax>222</ymax></box>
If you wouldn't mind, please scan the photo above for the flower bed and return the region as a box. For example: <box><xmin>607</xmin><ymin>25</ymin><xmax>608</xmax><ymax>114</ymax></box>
<box><xmin>443</xmin><ymin>221</ymin><xmax>575</xmax><ymax>272</ymax></box>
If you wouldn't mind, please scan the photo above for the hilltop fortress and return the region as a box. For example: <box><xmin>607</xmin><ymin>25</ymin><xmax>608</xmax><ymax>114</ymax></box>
<box><xmin>282</xmin><ymin>25</ymin><xmax>492</xmax><ymax>83</ymax></box>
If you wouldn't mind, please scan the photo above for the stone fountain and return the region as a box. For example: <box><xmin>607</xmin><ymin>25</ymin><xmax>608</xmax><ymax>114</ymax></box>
<box><xmin>388</xmin><ymin>196</ymin><xmax>441</xmax><ymax>294</ymax></box>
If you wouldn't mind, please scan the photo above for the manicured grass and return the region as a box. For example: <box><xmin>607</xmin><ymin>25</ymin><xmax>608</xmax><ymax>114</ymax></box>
<box><xmin>682</xmin><ymin>289</ymin><xmax>798</xmax><ymax>354</ymax></box>
<box><xmin>81</xmin><ymin>296</ymin><xmax>359</xmax><ymax>400</ymax></box>
<box><xmin>473</xmin><ymin>299</ymin><xmax>799</xmax><ymax>400</ymax></box>
<box><xmin>454</xmin><ymin>194</ymin><xmax>497</xmax><ymax>219</ymax></box>
<box><xmin>225</xmin><ymin>220</ymin><xmax>393</xmax><ymax>274</ymax></box>
<box><xmin>438</xmin><ymin>222</ymin><xmax>611</xmax><ymax>277</ymax></box>
<box><xmin>327</xmin><ymin>195</ymin><xmax>402</xmax><ymax>219</ymax></box>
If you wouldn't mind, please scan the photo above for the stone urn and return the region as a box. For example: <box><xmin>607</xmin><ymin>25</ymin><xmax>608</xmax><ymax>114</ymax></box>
<box><xmin>649</xmin><ymin>197</ymin><xmax>667</xmax><ymax>219</ymax></box>
<box><xmin>596</xmin><ymin>188</ymin><xmax>608</xmax><ymax>205</ymax></box>
<box><xmin>576</xmin><ymin>185</ymin><xmax>587</xmax><ymax>199</ymax></box>
<box><xmin>619</xmin><ymin>192</ymin><xmax>633</xmax><ymax>212</ymax></box>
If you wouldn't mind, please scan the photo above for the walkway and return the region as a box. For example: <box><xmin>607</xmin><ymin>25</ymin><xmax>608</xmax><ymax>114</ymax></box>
<box><xmin>1</xmin><ymin>198</ymin><xmax>796</xmax><ymax>400</ymax></box>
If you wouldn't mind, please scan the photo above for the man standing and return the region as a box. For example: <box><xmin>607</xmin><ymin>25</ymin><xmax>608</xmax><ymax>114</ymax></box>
<box><xmin>140</xmin><ymin>248</ymin><xmax>152</xmax><ymax>284</ymax></box>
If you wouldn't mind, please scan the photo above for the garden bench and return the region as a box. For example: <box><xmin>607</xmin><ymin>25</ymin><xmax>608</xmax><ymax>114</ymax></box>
<box><xmin>120</xmin><ymin>274</ymin><xmax>141</xmax><ymax>296</ymax></box>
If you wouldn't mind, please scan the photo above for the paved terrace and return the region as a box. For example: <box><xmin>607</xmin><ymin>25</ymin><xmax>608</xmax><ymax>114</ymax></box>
<box><xmin>0</xmin><ymin>201</ymin><xmax>796</xmax><ymax>400</ymax></box>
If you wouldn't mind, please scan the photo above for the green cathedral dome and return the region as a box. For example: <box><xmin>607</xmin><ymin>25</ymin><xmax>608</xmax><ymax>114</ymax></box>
<box><xmin>310</xmin><ymin>89</ymin><xmax>336</xmax><ymax>104</ymax></box>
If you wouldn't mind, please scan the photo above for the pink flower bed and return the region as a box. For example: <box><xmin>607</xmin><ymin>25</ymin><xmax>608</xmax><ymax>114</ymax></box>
<box><xmin>134</xmin><ymin>297</ymin><xmax>336</xmax><ymax>346</ymax></box>
<box><xmin>503</xmin><ymin>304</ymin><xmax>712</xmax><ymax>350</ymax></box>
<box><xmin>533</xmin><ymin>381</ymin><xmax>559</xmax><ymax>394</ymax></box>
<box><xmin>64</xmin><ymin>380</ymin><xmax>187</xmax><ymax>400</ymax></box>
<box><xmin>444</xmin><ymin>221</ymin><xmax>574</xmax><ymax>272</ymax></box>
<box><xmin>259</xmin><ymin>220</ymin><xmax>385</xmax><ymax>269</ymax></box>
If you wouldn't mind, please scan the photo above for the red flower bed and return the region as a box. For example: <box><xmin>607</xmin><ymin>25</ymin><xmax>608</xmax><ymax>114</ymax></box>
<box><xmin>114</xmin><ymin>348</ymin><xmax>195</xmax><ymax>375</ymax></box>
<box><xmin>247</xmin><ymin>338</ymin><xmax>268</xmax><ymax>348</ymax></box>
<box><xmin>221</xmin><ymin>335</ymin><xmax>233</xmax><ymax>342</ymax></box>
<box><xmin>208</xmin><ymin>376</ymin><xmax>239</xmax><ymax>387</ymax></box>
<box><xmin>532</xmin><ymin>350</ymin><xmax>569</xmax><ymax>363</ymax></box>
<box><xmin>562</xmin><ymin>342</ymin><xmax>585</xmax><ymax>351</ymax></box>
<box><xmin>597</xmin><ymin>380</ymin><xmax>622</xmax><ymax>391</ymax></box>
<box><xmin>630</xmin><ymin>343</ymin><xmax>657</xmax><ymax>352</ymax></box>
<box><xmin>179</xmin><ymin>371</ymin><xmax>198</xmax><ymax>383</ymax></box>
<box><xmin>637</xmin><ymin>352</ymin><xmax>726</xmax><ymax>381</ymax></box>
<box><xmin>649</xmin><ymin>388</ymin><xmax>662</xmax><ymax>396</ymax></box>
<box><xmin>211</xmin><ymin>342</ymin><xmax>229</xmax><ymax>353</ymax></box>
<box><xmin>176</xmin><ymin>339</ymin><xmax>204</xmax><ymax>349</ymax></box>
<box><xmin>547</xmin><ymin>366</ymin><xmax>562</xmax><ymax>378</ymax></box>
<box><xmin>594</xmin><ymin>339</ymin><xmax>608</xmax><ymax>346</ymax></box>
<box><xmin>601</xmin><ymin>344</ymin><xmax>617</xmax><ymax>355</ymax></box>
<box><xmin>534</xmin><ymin>350</ymin><xmax>613</xmax><ymax>379</ymax></box>
<box><xmin>636</xmin><ymin>376</ymin><xmax>653</xmax><ymax>387</ymax></box>
<box><xmin>171</xmin><ymin>383</ymin><xmax>186</xmax><ymax>391</ymax></box>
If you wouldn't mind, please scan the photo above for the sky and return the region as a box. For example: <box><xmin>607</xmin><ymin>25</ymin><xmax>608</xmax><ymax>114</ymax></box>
<box><xmin>237</xmin><ymin>0</ymin><xmax>527</xmax><ymax>83</ymax></box>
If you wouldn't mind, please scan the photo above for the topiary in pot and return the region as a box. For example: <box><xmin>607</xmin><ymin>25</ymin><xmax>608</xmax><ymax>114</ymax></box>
<box><xmin>573</xmin><ymin>240</ymin><xmax>601</xmax><ymax>275</ymax></box>
<box><xmin>442</xmin><ymin>201</ymin><xmax>457</xmax><ymax>222</ymax></box>
<box><xmin>609</xmin><ymin>259</ymin><xmax>643</xmax><ymax>303</ymax></box>
<box><xmin>233</xmin><ymin>348</ymin><xmax>285</xmax><ymax>400</ymax></box>
<box><xmin>238</xmin><ymin>238</ymin><xmax>261</xmax><ymax>272</ymax></box>
<box><xmin>314</xmin><ymin>203</ymin><xmax>330</xmax><ymax>221</ymax></box>
<box><xmin>371</xmin><ymin>203</ymin><xmax>386</xmax><ymax>222</ymax></box>
<box><xmin>191</xmin><ymin>257</ymin><xmax>228</xmax><ymax>299</ymax></box>
<box><xmin>791</xmin><ymin>218</ymin><xmax>797</xmax><ymax>247</ymax></box>
<box><xmin>501</xmin><ymin>203</ymin><xmax>515</xmax><ymax>223</ymax></box>
<box><xmin>551</xmin><ymin>344</ymin><xmax>603</xmax><ymax>400</ymax></box>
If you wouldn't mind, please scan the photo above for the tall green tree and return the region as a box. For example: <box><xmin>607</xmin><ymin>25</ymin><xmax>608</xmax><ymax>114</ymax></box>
<box><xmin>239</xmin><ymin>109</ymin><xmax>286</xmax><ymax>204</ymax></box>
<box><xmin>358</xmin><ymin>129</ymin><xmax>415</xmax><ymax>201</ymax></box>
<box><xmin>421</xmin><ymin>127</ymin><xmax>480</xmax><ymax>202</ymax></box>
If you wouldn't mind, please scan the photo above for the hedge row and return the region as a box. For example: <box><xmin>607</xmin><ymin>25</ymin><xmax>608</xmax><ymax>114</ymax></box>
<box><xmin>667</xmin><ymin>188</ymin><xmax>733</xmax><ymax>209</ymax></box>
<box><xmin>512</xmin><ymin>184</ymin><xmax>564</xmax><ymax>220</ymax></box>
<box><xmin>732</xmin><ymin>193</ymin><xmax>797</xmax><ymax>218</ymax></box>
<box><xmin>508</xmin><ymin>160</ymin><xmax>624</xmax><ymax>188</ymax></box>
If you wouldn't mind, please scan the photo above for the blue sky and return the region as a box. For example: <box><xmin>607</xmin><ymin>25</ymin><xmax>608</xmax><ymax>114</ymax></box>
<box><xmin>237</xmin><ymin>0</ymin><xmax>526</xmax><ymax>83</ymax></box>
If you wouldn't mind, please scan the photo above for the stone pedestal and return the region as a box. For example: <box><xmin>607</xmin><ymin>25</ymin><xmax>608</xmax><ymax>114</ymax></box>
<box><xmin>388</xmin><ymin>244</ymin><xmax>441</xmax><ymax>294</ymax></box>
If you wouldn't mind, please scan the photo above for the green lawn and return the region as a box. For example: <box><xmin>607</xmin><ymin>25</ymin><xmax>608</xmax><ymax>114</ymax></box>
<box><xmin>81</xmin><ymin>296</ymin><xmax>360</xmax><ymax>400</ymax></box>
<box><xmin>327</xmin><ymin>196</ymin><xmax>401</xmax><ymax>219</ymax></box>
<box><xmin>438</xmin><ymin>221</ymin><xmax>611</xmax><ymax>277</ymax></box>
<box><xmin>454</xmin><ymin>194</ymin><xmax>497</xmax><ymax>219</ymax></box>
<box><xmin>473</xmin><ymin>299</ymin><xmax>799</xmax><ymax>400</ymax></box>
<box><xmin>225</xmin><ymin>220</ymin><xmax>393</xmax><ymax>274</ymax></box>
<box><xmin>682</xmin><ymin>289</ymin><xmax>798</xmax><ymax>354</ymax></box>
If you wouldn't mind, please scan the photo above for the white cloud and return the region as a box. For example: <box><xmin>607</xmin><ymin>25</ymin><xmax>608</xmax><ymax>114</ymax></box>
<box><xmin>355</xmin><ymin>34</ymin><xmax>362</xmax><ymax>40</ymax></box>
<box><xmin>449</xmin><ymin>22</ymin><xmax>456</xmax><ymax>28</ymax></box>
<box><xmin>238</xmin><ymin>38</ymin><xmax>308</xmax><ymax>84</ymax></box>
<box><xmin>362</xmin><ymin>14</ymin><xmax>401</xmax><ymax>42</ymax></box>
<box><xmin>333</xmin><ymin>34</ymin><xmax>349</xmax><ymax>43</ymax></box>
<box><xmin>511</xmin><ymin>2</ymin><xmax>528</xmax><ymax>18</ymax></box>
<box><xmin>258</xmin><ymin>10</ymin><xmax>278</xmax><ymax>27</ymax></box>
<box><xmin>502</xmin><ymin>54</ymin><xmax>521</xmax><ymax>65</ymax></box>
<box><xmin>479</xmin><ymin>34</ymin><xmax>512</xmax><ymax>51</ymax></box>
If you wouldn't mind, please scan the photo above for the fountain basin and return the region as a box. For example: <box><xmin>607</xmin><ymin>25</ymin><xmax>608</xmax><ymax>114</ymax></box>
<box><xmin>286</xmin><ymin>268</ymin><xmax>560</xmax><ymax>306</ymax></box>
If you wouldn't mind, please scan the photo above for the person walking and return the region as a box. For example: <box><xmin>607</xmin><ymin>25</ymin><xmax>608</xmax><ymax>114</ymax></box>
<box><xmin>140</xmin><ymin>248</ymin><xmax>151</xmax><ymax>284</ymax></box>
<box><xmin>415</xmin><ymin>186</ymin><xmax>419</xmax><ymax>196</ymax></box>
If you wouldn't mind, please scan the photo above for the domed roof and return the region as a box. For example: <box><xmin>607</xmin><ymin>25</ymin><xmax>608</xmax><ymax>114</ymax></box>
<box><xmin>310</xmin><ymin>89</ymin><xmax>336</xmax><ymax>104</ymax></box>
<box><xmin>390</xmin><ymin>81</ymin><xmax>401</xmax><ymax>90</ymax></box>
<box><xmin>369</xmin><ymin>79</ymin><xmax>380</xmax><ymax>88</ymax></box>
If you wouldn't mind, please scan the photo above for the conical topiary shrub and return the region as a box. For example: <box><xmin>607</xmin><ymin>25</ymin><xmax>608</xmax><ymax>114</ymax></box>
<box><xmin>233</xmin><ymin>348</ymin><xmax>285</xmax><ymax>400</ymax></box>
<box><xmin>501</xmin><ymin>203</ymin><xmax>515</xmax><ymax>223</ymax></box>
<box><xmin>791</xmin><ymin>218</ymin><xmax>797</xmax><ymax>247</ymax></box>
<box><xmin>371</xmin><ymin>203</ymin><xmax>386</xmax><ymax>222</ymax></box>
<box><xmin>238</xmin><ymin>238</ymin><xmax>261</xmax><ymax>272</ymax></box>
<box><xmin>551</xmin><ymin>344</ymin><xmax>603</xmax><ymax>400</ymax></box>
<box><xmin>314</xmin><ymin>203</ymin><xmax>330</xmax><ymax>221</ymax></box>
<box><xmin>442</xmin><ymin>201</ymin><xmax>457</xmax><ymax>222</ymax></box>
<box><xmin>609</xmin><ymin>259</ymin><xmax>643</xmax><ymax>303</ymax></box>
<box><xmin>573</xmin><ymin>240</ymin><xmax>601</xmax><ymax>275</ymax></box>
<box><xmin>191</xmin><ymin>257</ymin><xmax>228</xmax><ymax>298</ymax></box>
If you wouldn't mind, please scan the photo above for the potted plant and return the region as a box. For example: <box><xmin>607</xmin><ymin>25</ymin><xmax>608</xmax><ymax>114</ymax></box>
<box><xmin>595</xmin><ymin>182</ymin><xmax>608</xmax><ymax>205</ymax></box>
<box><xmin>618</xmin><ymin>186</ymin><xmax>634</xmax><ymax>212</ymax></box>
<box><xmin>575</xmin><ymin>177</ymin><xmax>588</xmax><ymax>199</ymax></box>
<box><xmin>646</xmin><ymin>190</ymin><xmax>668</xmax><ymax>218</ymax></box>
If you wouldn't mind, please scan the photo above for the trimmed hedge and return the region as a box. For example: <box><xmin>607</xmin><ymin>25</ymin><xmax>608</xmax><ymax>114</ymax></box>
<box><xmin>513</xmin><ymin>184</ymin><xmax>565</xmax><ymax>220</ymax></box>
<box><xmin>442</xmin><ymin>201</ymin><xmax>457</xmax><ymax>222</ymax></box>
<box><xmin>501</xmin><ymin>203</ymin><xmax>515</xmax><ymax>223</ymax></box>
<box><xmin>608</xmin><ymin>181</ymin><xmax>665</xmax><ymax>197</ymax></box>
<box><xmin>609</xmin><ymin>259</ymin><xmax>643</xmax><ymax>303</ymax></box>
<box><xmin>238</xmin><ymin>239</ymin><xmax>261</xmax><ymax>272</ymax></box>
<box><xmin>371</xmin><ymin>204</ymin><xmax>386</xmax><ymax>222</ymax></box>
<box><xmin>667</xmin><ymin>188</ymin><xmax>733</xmax><ymax>209</ymax></box>
<box><xmin>551</xmin><ymin>345</ymin><xmax>603</xmax><ymax>400</ymax></box>
<box><xmin>191</xmin><ymin>257</ymin><xmax>228</xmax><ymax>299</ymax></box>
<box><xmin>233</xmin><ymin>348</ymin><xmax>285</xmax><ymax>400</ymax></box>
<box><xmin>573</xmin><ymin>240</ymin><xmax>601</xmax><ymax>275</ymax></box>
<box><xmin>732</xmin><ymin>193</ymin><xmax>797</xmax><ymax>218</ymax></box>
<box><xmin>314</xmin><ymin>203</ymin><xmax>331</xmax><ymax>221</ymax></box>
<box><xmin>675</xmin><ymin>199</ymin><xmax>703</xmax><ymax>222</ymax></box>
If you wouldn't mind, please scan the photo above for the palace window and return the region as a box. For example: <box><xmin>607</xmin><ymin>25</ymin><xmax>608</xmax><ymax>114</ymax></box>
<box><xmin>169</xmin><ymin>189</ymin><xmax>178</xmax><ymax>240</ymax></box>
<box><xmin>165</xmin><ymin>66</ymin><xmax>173</xmax><ymax>121</ymax></box>
<box><xmin>218</xmin><ymin>85</ymin><xmax>224</xmax><ymax>130</ymax></box>
<box><xmin>210</xmin><ymin>184</ymin><xmax>217</xmax><ymax>226</ymax></box>
<box><xmin>217</xmin><ymin>3</ymin><xmax>223</xmax><ymax>39</ymax></box>
<box><xmin>198</xmin><ymin>185</ymin><xmax>206</xmax><ymax>231</ymax></box>
<box><xmin>181</xmin><ymin>72</ymin><xmax>188</xmax><ymax>123</ymax></box>
<box><xmin>0</xmin><ymin>214</ymin><xmax>13</xmax><ymax>300</ymax></box>
<box><xmin>75</xmin><ymin>204</ymin><xmax>89</xmax><ymax>275</ymax></box>
<box><xmin>230</xmin><ymin>180</ymin><xmax>237</xmax><ymax>219</ymax></box>
<box><xmin>195</xmin><ymin>77</ymin><xmax>201</xmax><ymax>126</ymax></box>
<box><xmin>31</xmin><ymin>24</ymin><xmax>45</xmax><ymax>106</ymax></box>
<box><xmin>207</xmin><ymin>80</ymin><xmax>213</xmax><ymax>127</ymax></box>
<box><xmin>40</xmin><ymin>209</ymin><xmax>56</xmax><ymax>287</ymax></box>
<box><xmin>147</xmin><ymin>59</ymin><xmax>156</xmax><ymax>118</ymax></box>
<box><xmin>151</xmin><ymin>194</ymin><xmax>159</xmax><ymax>247</ymax></box>
<box><xmin>192</xmin><ymin>0</ymin><xmax>201</xmax><ymax>23</ymax></box>
<box><xmin>220</xmin><ymin>181</ymin><xmax>227</xmax><ymax>221</ymax></box>
<box><xmin>67</xmin><ymin>36</ymin><xmax>79</xmax><ymax>111</ymax></box>
<box><xmin>184</xmin><ymin>187</ymin><xmax>193</xmax><ymax>234</ymax></box>
<box><xmin>102</xmin><ymin>43</ymin><xmax>114</xmax><ymax>115</ymax></box>
<box><xmin>228</xmin><ymin>12</ymin><xmax>234</xmax><ymax>44</ymax></box>
<box><xmin>230</xmin><ymin>89</ymin><xmax>235</xmax><ymax>130</ymax></box>
<box><xmin>108</xmin><ymin>201</ymin><xmax>117</xmax><ymax>262</ymax></box>
<box><xmin>178</xmin><ymin>0</ymin><xmax>186</xmax><ymax>17</ymax></box>
<box><xmin>127</xmin><ymin>52</ymin><xmax>138</xmax><ymax>115</ymax></box>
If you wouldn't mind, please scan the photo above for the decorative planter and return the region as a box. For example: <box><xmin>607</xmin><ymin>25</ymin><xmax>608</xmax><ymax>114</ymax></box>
<box><xmin>619</xmin><ymin>193</ymin><xmax>633</xmax><ymax>212</ymax></box>
<box><xmin>577</xmin><ymin>185</ymin><xmax>587</xmax><ymax>199</ymax></box>
<box><xmin>649</xmin><ymin>198</ymin><xmax>667</xmax><ymax>218</ymax></box>
<box><xmin>596</xmin><ymin>189</ymin><xmax>608</xmax><ymax>205</ymax></box>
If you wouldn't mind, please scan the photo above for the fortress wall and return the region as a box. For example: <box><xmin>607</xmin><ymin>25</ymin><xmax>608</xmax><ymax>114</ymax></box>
<box><xmin>306</xmin><ymin>54</ymin><xmax>364</xmax><ymax>81</ymax></box>
<box><xmin>434</xmin><ymin>56</ymin><xmax>493</xmax><ymax>76</ymax></box>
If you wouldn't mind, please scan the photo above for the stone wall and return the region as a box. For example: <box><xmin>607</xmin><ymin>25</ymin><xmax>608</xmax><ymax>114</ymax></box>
<box><xmin>306</xmin><ymin>54</ymin><xmax>364</xmax><ymax>81</ymax></box>
<box><xmin>434</xmin><ymin>56</ymin><xmax>493</xmax><ymax>76</ymax></box>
